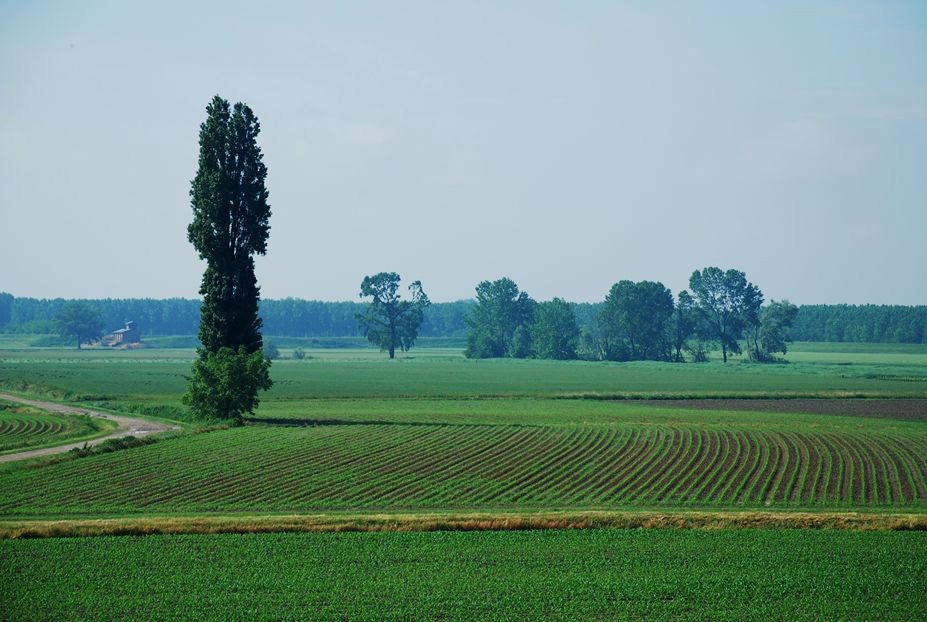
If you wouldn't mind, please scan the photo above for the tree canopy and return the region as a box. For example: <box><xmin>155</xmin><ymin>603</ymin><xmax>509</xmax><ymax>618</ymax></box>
<box><xmin>598</xmin><ymin>280</ymin><xmax>675</xmax><ymax>361</ymax></box>
<box><xmin>183</xmin><ymin>95</ymin><xmax>272</xmax><ymax>421</ymax></box>
<box><xmin>54</xmin><ymin>301</ymin><xmax>103</xmax><ymax>349</ymax></box>
<box><xmin>465</xmin><ymin>278</ymin><xmax>536</xmax><ymax>358</ymax></box>
<box><xmin>689</xmin><ymin>267</ymin><xmax>763</xmax><ymax>363</ymax></box>
<box><xmin>531</xmin><ymin>298</ymin><xmax>579</xmax><ymax>360</ymax></box>
<box><xmin>187</xmin><ymin>95</ymin><xmax>271</xmax><ymax>355</ymax></box>
<box><xmin>356</xmin><ymin>273</ymin><xmax>430</xmax><ymax>359</ymax></box>
<box><xmin>757</xmin><ymin>300</ymin><xmax>799</xmax><ymax>360</ymax></box>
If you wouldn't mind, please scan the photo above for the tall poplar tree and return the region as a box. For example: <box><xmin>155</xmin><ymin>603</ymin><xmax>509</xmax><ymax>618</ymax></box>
<box><xmin>183</xmin><ymin>95</ymin><xmax>272</xmax><ymax>421</ymax></box>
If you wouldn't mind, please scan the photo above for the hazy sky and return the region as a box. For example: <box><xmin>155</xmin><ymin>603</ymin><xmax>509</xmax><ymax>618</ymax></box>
<box><xmin>2</xmin><ymin>1</ymin><xmax>925</xmax><ymax>304</ymax></box>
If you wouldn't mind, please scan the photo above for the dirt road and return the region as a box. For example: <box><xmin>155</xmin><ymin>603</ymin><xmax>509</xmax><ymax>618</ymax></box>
<box><xmin>0</xmin><ymin>394</ymin><xmax>181</xmax><ymax>463</ymax></box>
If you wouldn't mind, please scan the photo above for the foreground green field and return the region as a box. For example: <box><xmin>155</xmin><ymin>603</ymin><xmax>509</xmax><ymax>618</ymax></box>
<box><xmin>2</xmin><ymin>529</ymin><xmax>925</xmax><ymax>621</ymax></box>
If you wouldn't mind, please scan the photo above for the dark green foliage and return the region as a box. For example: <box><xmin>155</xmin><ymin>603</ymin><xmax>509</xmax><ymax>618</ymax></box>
<box><xmin>66</xmin><ymin>434</ymin><xmax>160</xmax><ymax>458</ymax></box>
<box><xmin>188</xmin><ymin>95</ymin><xmax>271</xmax><ymax>356</ymax></box>
<box><xmin>791</xmin><ymin>304</ymin><xmax>927</xmax><ymax>344</ymax></box>
<box><xmin>670</xmin><ymin>291</ymin><xmax>699</xmax><ymax>362</ymax></box>
<box><xmin>356</xmin><ymin>273</ymin><xmax>430</xmax><ymax>359</ymax></box>
<box><xmin>753</xmin><ymin>300</ymin><xmax>799</xmax><ymax>361</ymax></box>
<box><xmin>508</xmin><ymin>324</ymin><xmax>532</xmax><ymax>359</ymax></box>
<box><xmin>54</xmin><ymin>301</ymin><xmax>103</xmax><ymax>349</ymax></box>
<box><xmin>689</xmin><ymin>268</ymin><xmax>763</xmax><ymax>363</ymax></box>
<box><xmin>186</xmin><ymin>95</ymin><xmax>273</xmax><ymax>420</ymax></box>
<box><xmin>465</xmin><ymin>278</ymin><xmax>536</xmax><ymax>358</ymax></box>
<box><xmin>182</xmin><ymin>347</ymin><xmax>271</xmax><ymax>422</ymax></box>
<box><xmin>531</xmin><ymin>298</ymin><xmax>579</xmax><ymax>360</ymax></box>
<box><xmin>598</xmin><ymin>280</ymin><xmax>675</xmax><ymax>361</ymax></box>
<box><xmin>292</xmin><ymin>347</ymin><xmax>306</xmax><ymax>360</ymax></box>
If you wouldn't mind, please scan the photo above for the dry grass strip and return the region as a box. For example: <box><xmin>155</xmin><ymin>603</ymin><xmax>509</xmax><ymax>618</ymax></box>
<box><xmin>2</xmin><ymin>510</ymin><xmax>926</xmax><ymax>539</ymax></box>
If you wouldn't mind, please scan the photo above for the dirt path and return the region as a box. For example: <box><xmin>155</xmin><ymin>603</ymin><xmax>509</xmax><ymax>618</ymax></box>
<box><xmin>0</xmin><ymin>394</ymin><xmax>181</xmax><ymax>463</ymax></box>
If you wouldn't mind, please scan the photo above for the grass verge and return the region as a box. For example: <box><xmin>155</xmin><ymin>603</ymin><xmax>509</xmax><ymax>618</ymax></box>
<box><xmin>3</xmin><ymin>510</ymin><xmax>926</xmax><ymax>539</ymax></box>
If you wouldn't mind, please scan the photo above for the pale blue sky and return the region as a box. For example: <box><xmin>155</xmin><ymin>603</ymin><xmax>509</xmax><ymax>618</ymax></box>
<box><xmin>1</xmin><ymin>1</ymin><xmax>925</xmax><ymax>303</ymax></box>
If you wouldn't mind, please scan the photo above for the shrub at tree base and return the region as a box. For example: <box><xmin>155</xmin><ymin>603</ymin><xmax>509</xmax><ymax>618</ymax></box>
<box><xmin>185</xmin><ymin>95</ymin><xmax>273</xmax><ymax>420</ymax></box>
<box><xmin>183</xmin><ymin>347</ymin><xmax>271</xmax><ymax>422</ymax></box>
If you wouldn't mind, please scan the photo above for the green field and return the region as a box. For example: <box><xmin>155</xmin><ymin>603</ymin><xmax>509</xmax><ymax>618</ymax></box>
<box><xmin>0</xmin><ymin>400</ymin><xmax>115</xmax><ymax>454</ymax></box>
<box><xmin>1</xmin><ymin>340</ymin><xmax>926</xmax><ymax>619</ymax></box>
<box><xmin>2</xmin><ymin>341</ymin><xmax>926</xmax><ymax>408</ymax></box>
<box><xmin>1</xmin><ymin>343</ymin><xmax>926</xmax><ymax>517</ymax></box>
<box><xmin>2</xmin><ymin>403</ymin><xmax>924</xmax><ymax>516</ymax></box>
<box><xmin>2</xmin><ymin>529</ymin><xmax>925</xmax><ymax>621</ymax></box>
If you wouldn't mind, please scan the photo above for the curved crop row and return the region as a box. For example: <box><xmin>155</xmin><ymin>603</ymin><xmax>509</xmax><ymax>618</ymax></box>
<box><xmin>0</xmin><ymin>422</ymin><xmax>924</xmax><ymax>515</ymax></box>
<box><xmin>0</xmin><ymin>411</ymin><xmax>104</xmax><ymax>453</ymax></box>
<box><xmin>0</xmin><ymin>415</ymin><xmax>67</xmax><ymax>440</ymax></box>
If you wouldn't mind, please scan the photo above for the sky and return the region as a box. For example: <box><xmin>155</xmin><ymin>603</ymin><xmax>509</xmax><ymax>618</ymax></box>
<box><xmin>1</xmin><ymin>1</ymin><xmax>925</xmax><ymax>304</ymax></box>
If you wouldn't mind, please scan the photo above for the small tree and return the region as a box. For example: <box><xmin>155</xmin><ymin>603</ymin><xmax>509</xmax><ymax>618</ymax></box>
<box><xmin>184</xmin><ymin>347</ymin><xmax>272</xmax><ymax>421</ymax></box>
<box><xmin>356</xmin><ymin>272</ymin><xmax>430</xmax><ymax>359</ymax></box>
<box><xmin>55</xmin><ymin>302</ymin><xmax>103</xmax><ymax>349</ymax></box>
<box><xmin>465</xmin><ymin>278</ymin><xmax>536</xmax><ymax>358</ymax></box>
<box><xmin>531</xmin><ymin>298</ymin><xmax>579</xmax><ymax>360</ymax></box>
<box><xmin>689</xmin><ymin>267</ymin><xmax>763</xmax><ymax>363</ymax></box>
<box><xmin>752</xmin><ymin>300</ymin><xmax>799</xmax><ymax>361</ymax></box>
<box><xmin>670</xmin><ymin>291</ymin><xmax>698</xmax><ymax>363</ymax></box>
<box><xmin>598</xmin><ymin>280</ymin><xmax>674</xmax><ymax>361</ymax></box>
<box><xmin>262</xmin><ymin>340</ymin><xmax>280</xmax><ymax>360</ymax></box>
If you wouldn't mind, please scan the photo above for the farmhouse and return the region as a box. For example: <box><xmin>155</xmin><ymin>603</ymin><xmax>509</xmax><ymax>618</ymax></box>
<box><xmin>106</xmin><ymin>321</ymin><xmax>141</xmax><ymax>346</ymax></box>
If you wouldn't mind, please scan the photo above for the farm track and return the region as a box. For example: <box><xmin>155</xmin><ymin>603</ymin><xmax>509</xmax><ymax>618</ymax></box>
<box><xmin>0</xmin><ymin>394</ymin><xmax>180</xmax><ymax>463</ymax></box>
<box><xmin>1</xmin><ymin>418</ymin><xmax>924</xmax><ymax>515</ymax></box>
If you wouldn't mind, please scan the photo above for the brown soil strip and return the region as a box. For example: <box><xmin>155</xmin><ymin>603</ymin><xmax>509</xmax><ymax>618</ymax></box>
<box><xmin>641</xmin><ymin>399</ymin><xmax>927</xmax><ymax>421</ymax></box>
<box><xmin>2</xmin><ymin>510</ymin><xmax>925</xmax><ymax>539</ymax></box>
<box><xmin>0</xmin><ymin>394</ymin><xmax>181</xmax><ymax>463</ymax></box>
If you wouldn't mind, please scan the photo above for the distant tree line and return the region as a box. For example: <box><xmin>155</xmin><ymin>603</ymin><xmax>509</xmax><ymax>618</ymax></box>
<box><xmin>0</xmin><ymin>294</ymin><xmax>470</xmax><ymax>339</ymax></box>
<box><xmin>0</xmin><ymin>292</ymin><xmax>924</xmax><ymax>345</ymax></box>
<box><xmin>463</xmin><ymin>270</ymin><xmax>796</xmax><ymax>363</ymax></box>
<box><xmin>789</xmin><ymin>304</ymin><xmax>927</xmax><ymax>344</ymax></box>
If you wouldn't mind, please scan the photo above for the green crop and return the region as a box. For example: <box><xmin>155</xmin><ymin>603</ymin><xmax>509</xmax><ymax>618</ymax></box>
<box><xmin>0</xmin><ymin>400</ymin><xmax>114</xmax><ymax>454</ymax></box>
<box><xmin>1</xmin><ymin>404</ymin><xmax>923</xmax><ymax>516</ymax></box>
<box><xmin>2</xmin><ymin>529</ymin><xmax>925</xmax><ymax>621</ymax></box>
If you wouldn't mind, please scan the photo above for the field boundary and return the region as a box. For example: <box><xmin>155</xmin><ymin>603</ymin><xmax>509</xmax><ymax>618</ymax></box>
<box><xmin>3</xmin><ymin>510</ymin><xmax>925</xmax><ymax>539</ymax></box>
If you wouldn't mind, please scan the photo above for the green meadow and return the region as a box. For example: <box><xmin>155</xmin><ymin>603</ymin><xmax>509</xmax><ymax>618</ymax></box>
<box><xmin>1</xmin><ymin>340</ymin><xmax>926</xmax><ymax>408</ymax></box>
<box><xmin>3</xmin><ymin>529</ymin><xmax>925</xmax><ymax>621</ymax></box>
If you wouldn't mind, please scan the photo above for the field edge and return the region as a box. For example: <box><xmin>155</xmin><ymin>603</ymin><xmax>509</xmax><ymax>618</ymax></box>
<box><xmin>3</xmin><ymin>509</ymin><xmax>926</xmax><ymax>539</ymax></box>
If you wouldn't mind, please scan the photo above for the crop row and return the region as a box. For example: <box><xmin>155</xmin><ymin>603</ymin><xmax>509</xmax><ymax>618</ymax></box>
<box><xmin>0</xmin><ymin>410</ymin><xmax>104</xmax><ymax>453</ymax></box>
<box><xmin>1</xmin><ymin>422</ymin><xmax>925</xmax><ymax>514</ymax></box>
<box><xmin>0</xmin><ymin>414</ymin><xmax>68</xmax><ymax>440</ymax></box>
